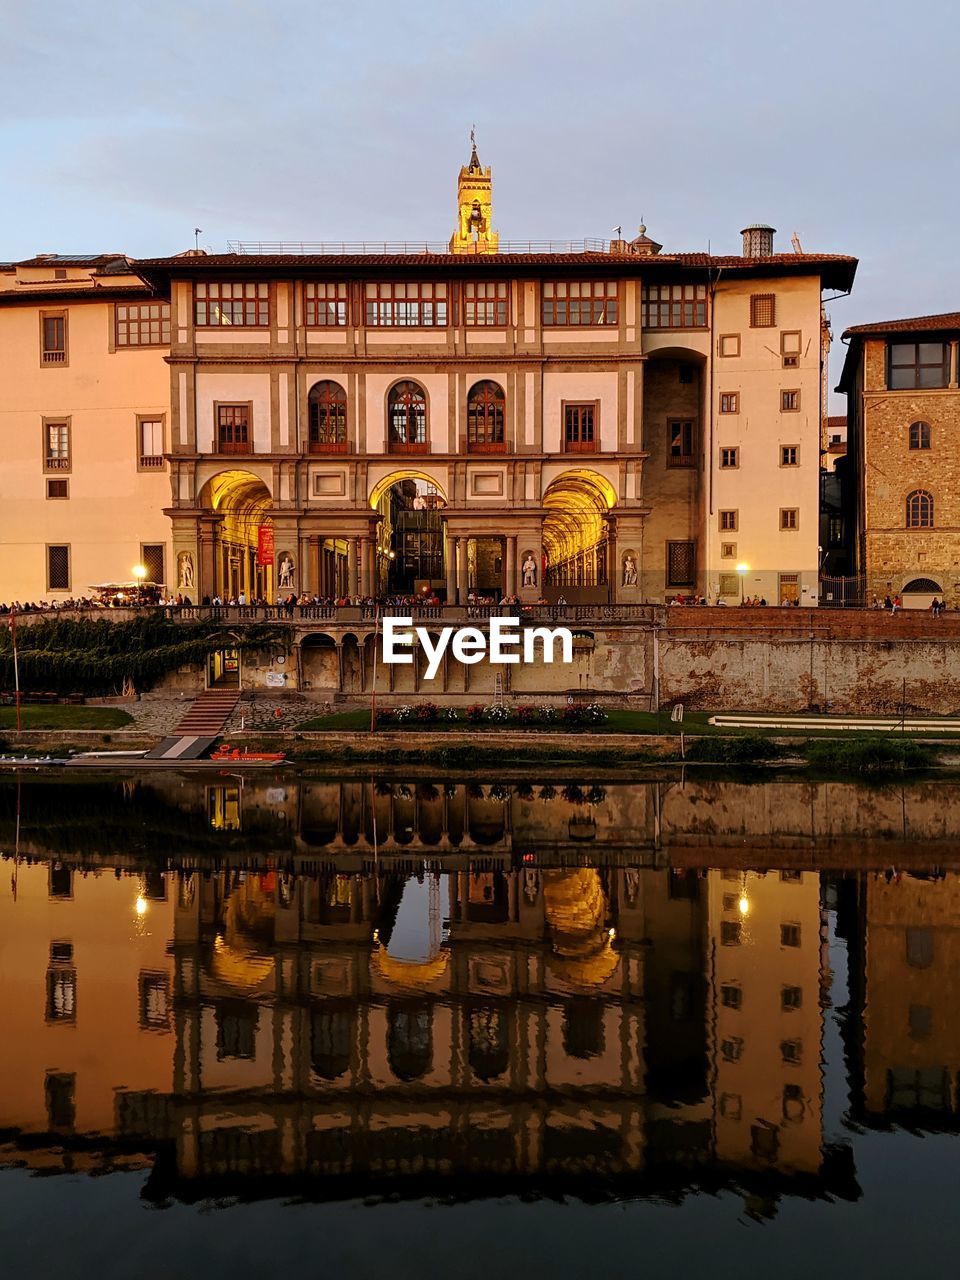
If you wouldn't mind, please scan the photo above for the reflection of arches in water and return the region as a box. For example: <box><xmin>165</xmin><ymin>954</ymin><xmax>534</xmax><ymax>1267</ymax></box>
<box><xmin>311</xmin><ymin>1006</ymin><xmax>353</xmax><ymax>1080</ymax></box>
<box><xmin>300</xmin><ymin>783</ymin><xmax>341</xmax><ymax>846</ymax></box>
<box><xmin>468</xmin><ymin>1004</ymin><xmax>509</xmax><ymax>1081</ymax></box>
<box><xmin>387</xmin><ymin>1003</ymin><xmax>433</xmax><ymax>1081</ymax></box>
<box><xmin>543</xmin><ymin>868</ymin><xmax>620</xmax><ymax>989</ymax></box>
<box><xmin>562</xmin><ymin>998</ymin><xmax>605</xmax><ymax>1059</ymax></box>
<box><xmin>467</xmin><ymin>794</ymin><xmax>507</xmax><ymax>845</ymax></box>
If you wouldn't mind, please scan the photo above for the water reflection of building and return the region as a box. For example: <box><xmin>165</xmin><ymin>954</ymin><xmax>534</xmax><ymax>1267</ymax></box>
<box><xmin>114</xmin><ymin>863</ymin><xmax>841</xmax><ymax>1206</ymax></box>
<box><xmin>845</xmin><ymin>872</ymin><xmax>960</xmax><ymax>1128</ymax></box>
<box><xmin>0</xmin><ymin>863</ymin><xmax>174</xmax><ymax>1161</ymax></box>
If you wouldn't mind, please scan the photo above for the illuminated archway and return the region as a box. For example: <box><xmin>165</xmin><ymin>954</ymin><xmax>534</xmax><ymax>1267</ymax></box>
<box><xmin>199</xmin><ymin>469</ymin><xmax>273</xmax><ymax>601</ymax></box>
<box><xmin>542</xmin><ymin>469</ymin><xmax>616</xmax><ymax>590</ymax></box>
<box><xmin>368</xmin><ymin>470</ymin><xmax>447</xmax><ymax>596</ymax></box>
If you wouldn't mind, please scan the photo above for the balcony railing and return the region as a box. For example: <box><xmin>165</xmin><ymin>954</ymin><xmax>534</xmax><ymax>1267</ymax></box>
<box><xmin>45</xmin><ymin>456</ymin><xmax>70</xmax><ymax>470</ymax></box>
<box><xmin>139</xmin><ymin>454</ymin><xmax>166</xmax><ymax>468</ymax></box>
<box><xmin>308</xmin><ymin>439</ymin><xmax>348</xmax><ymax>454</ymax></box>
<box><xmin>388</xmin><ymin>440</ymin><xmax>430</xmax><ymax>454</ymax></box>
<box><xmin>217</xmin><ymin>439</ymin><xmax>252</xmax><ymax>455</ymax></box>
<box><xmin>227</xmin><ymin>239</ymin><xmax>613</xmax><ymax>256</ymax></box>
<box><xmin>41</xmin><ymin>350</ymin><xmax>67</xmax><ymax>364</ymax></box>
<box><xmin>468</xmin><ymin>440</ymin><xmax>507</xmax><ymax>454</ymax></box>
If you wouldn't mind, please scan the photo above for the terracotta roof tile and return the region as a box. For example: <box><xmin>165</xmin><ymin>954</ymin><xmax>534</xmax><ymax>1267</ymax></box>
<box><xmin>843</xmin><ymin>311</ymin><xmax>960</xmax><ymax>338</ymax></box>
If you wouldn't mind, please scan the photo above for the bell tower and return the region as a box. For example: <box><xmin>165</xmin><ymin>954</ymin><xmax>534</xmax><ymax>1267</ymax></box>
<box><xmin>449</xmin><ymin>129</ymin><xmax>499</xmax><ymax>254</ymax></box>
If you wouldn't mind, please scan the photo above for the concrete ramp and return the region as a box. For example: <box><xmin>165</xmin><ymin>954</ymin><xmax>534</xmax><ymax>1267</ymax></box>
<box><xmin>144</xmin><ymin>734</ymin><xmax>218</xmax><ymax>761</ymax></box>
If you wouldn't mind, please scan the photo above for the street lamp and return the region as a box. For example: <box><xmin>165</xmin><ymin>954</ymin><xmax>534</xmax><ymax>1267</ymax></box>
<box><xmin>736</xmin><ymin>562</ymin><xmax>749</xmax><ymax>604</ymax></box>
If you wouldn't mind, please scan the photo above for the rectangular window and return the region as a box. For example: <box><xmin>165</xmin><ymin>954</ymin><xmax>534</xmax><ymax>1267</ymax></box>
<box><xmin>720</xmin><ymin>446</ymin><xmax>739</xmax><ymax>468</ymax></box>
<box><xmin>667</xmin><ymin>540</ymin><xmax>696</xmax><ymax>587</ymax></box>
<box><xmin>782</xmin><ymin>986</ymin><xmax>803</xmax><ymax>1011</ymax></box>
<box><xmin>139</xmin><ymin>972</ymin><xmax>171</xmax><ymax>1030</ymax></box>
<box><xmin>781</xmin><ymin>445</ymin><xmax>799</xmax><ymax>466</ymax></box>
<box><xmin>47</xmin><ymin>544</ymin><xmax>70</xmax><ymax>591</ymax></box>
<box><xmin>463</xmin><ymin>281</ymin><xmax>508</xmax><ymax>326</ymax></box>
<box><xmin>721</xmin><ymin>542</ymin><xmax>737</xmax><ymax>558</ymax></box>
<box><xmin>46</xmin><ymin>478</ymin><xmax>68</xmax><ymax>499</ymax></box>
<box><xmin>304</xmin><ymin>282</ymin><xmax>348</xmax><ymax>327</ymax></box>
<box><xmin>46</xmin><ymin>968</ymin><xmax>76</xmax><ymax>1021</ymax></box>
<box><xmin>719</xmin><ymin>333</ymin><xmax>740</xmax><ymax>357</ymax></box>
<box><xmin>721</xmin><ymin>1036</ymin><xmax>744</xmax><ymax>1062</ymax></box>
<box><xmin>781</xmin><ymin>923</ymin><xmax>801</xmax><ymax>947</ymax></box>
<box><xmin>668</xmin><ymin>420</ymin><xmax>695</xmax><ymax>466</ymax></box>
<box><xmin>642</xmin><ymin>283</ymin><xmax>707</xmax><ymax>329</ymax></box>
<box><xmin>365</xmin><ymin>282</ymin><xmax>447</xmax><ymax>327</ymax></box>
<box><xmin>116</xmin><ymin>302</ymin><xmax>170</xmax><ymax>346</ymax></box>
<box><xmin>140</xmin><ymin>544</ymin><xmax>165</xmax><ymax>585</ymax></box>
<box><xmin>720</xmin><ymin>920</ymin><xmax>742</xmax><ymax>946</ymax></box>
<box><xmin>719</xmin><ymin>509</ymin><xmax>738</xmax><ymax>532</ymax></box>
<box><xmin>781</xmin><ymin>1039</ymin><xmax>802</xmax><ymax>1065</ymax></box>
<box><xmin>781</xmin><ymin>389</ymin><xmax>800</xmax><ymax>411</ymax></box>
<box><xmin>45</xmin><ymin>1072</ymin><xmax>76</xmax><ymax>1130</ymax></box>
<box><xmin>719</xmin><ymin>392</ymin><xmax>739</xmax><ymax>414</ymax></box>
<box><xmin>44</xmin><ymin>419</ymin><xmax>71</xmax><ymax>472</ymax></box>
<box><xmin>721</xmin><ymin>984</ymin><xmax>743</xmax><ymax>1010</ymax></box>
<box><xmin>217</xmin><ymin>404</ymin><xmax>251</xmax><ymax>453</ymax></box>
<box><xmin>781</xmin><ymin>330</ymin><xmax>801</xmax><ymax>367</ymax></box>
<box><xmin>828</xmin><ymin>515</ymin><xmax>844</xmax><ymax>546</ymax></box>
<box><xmin>138</xmin><ymin>417</ymin><xmax>165</xmax><ymax>469</ymax></box>
<box><xmin>750</xmin><ymin>293</ymin><xmax>776</xmax><ymax>327</ymax></box>
<box><xmin>195</xmin><ymin>282</ymin><xmax>269</xmax><ymax>327</ymax></box>
<box><xmin>888</xmin><ymin>341</ymin><xmax>950</xmax><ymax>390</ymax></box>
<box><xmin>564</xmin><ymin>402</ymin><xmax>596</xmax><ymax>451</ymax></box>
<box><xmin>543</xmin><ymin>280</ymin><xmax>617</xmax><ymax>326</ymax></box>
<box><xmin>40</xmin><ymin>311</ymin><xmax>67</xmax><ymax>364</ymax></box>
<box><xmin>780</xmin><ymin>508</ymin><xmax>799</xmax><ymax>530</ymax></box>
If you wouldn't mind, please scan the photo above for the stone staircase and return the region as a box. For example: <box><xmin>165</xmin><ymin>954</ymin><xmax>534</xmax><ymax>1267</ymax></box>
<box><xmin>174</xmin><ymin>688</ymin><xmax>241</xmax><ymax>735</ymax></box>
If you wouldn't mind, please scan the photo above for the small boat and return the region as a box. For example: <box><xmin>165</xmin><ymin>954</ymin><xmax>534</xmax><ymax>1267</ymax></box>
<box><xmin>209</xmin><ymin>743</ymin><xmax>287</xmax><ymax>763</ymax></box>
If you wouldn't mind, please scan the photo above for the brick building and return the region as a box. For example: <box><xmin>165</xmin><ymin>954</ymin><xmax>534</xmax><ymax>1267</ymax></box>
<box><xmin>839</xmin><ymin>312</ymin><xmax>960</xmax><ymax>606</ymax></box>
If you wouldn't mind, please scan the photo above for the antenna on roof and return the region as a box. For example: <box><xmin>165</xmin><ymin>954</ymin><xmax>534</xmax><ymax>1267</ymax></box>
<box><xmin>791</xmin><ymin>232</ymin><xmax>803</xmax><ymax>253</ymax></box>
<box><xmin>194</xmin><ymin>227</ymin><xmax>203</xmax><ymax>250</ymax></box>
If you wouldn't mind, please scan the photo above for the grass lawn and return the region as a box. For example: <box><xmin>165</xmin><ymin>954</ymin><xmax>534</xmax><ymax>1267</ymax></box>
<box><xmin>0</xmin><ymin>706</ymin><xmax>134</xmax><ymax>730</ymax></box>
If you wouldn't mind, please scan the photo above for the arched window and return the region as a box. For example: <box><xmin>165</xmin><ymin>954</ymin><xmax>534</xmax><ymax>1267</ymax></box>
<box><xmin>387</xmin><ymin>1003</ymin><xmax>433</xmax><ymax>1081</ymax></box>
<box><xmin>388</xmin><ymin>381</ymin><xmax>427</xmax><ymax>450</ymax></box>
<box><xmin>909</xmin><ymin>421</ymin><xmax>931</xmax><ymax>450</ymax></box>
<box><xmin>468</xmin><ymin>1005</ymin><xmax>509</xmax><ymax>1081</ymax></box>
<box><xmin>308</xmin><ymin>380</ymin><xmax>347</xmax><ymax>452</ymax></box>
<box><xmin>310</xmin><ymin>1007</ymin><xmax>353</xmax><ymax>1080</ymax></box>
<box><xmin>467</xmin><ymin>380</ymin><xmax>506</xmax><ymax>451</ymax></box>
<box><xmin>906</xmin><ymin>489</ymin><xmax>934</xmax><ymax>528</ymax></box>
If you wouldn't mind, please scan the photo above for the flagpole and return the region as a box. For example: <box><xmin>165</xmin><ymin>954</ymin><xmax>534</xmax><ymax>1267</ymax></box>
<box><xmin>11</xmin><ymin>605</ymin><xmax>21</xmax><ymax>734</ymax></box>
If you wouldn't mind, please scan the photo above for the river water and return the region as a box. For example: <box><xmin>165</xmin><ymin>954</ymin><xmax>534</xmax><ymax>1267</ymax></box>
<box><xmin>1</xmin><ymin>771</ymin><xmax>959</xmax><ymax>1279</ymax></box>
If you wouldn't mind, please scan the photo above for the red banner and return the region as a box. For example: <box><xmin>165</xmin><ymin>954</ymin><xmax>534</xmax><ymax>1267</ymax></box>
<box><xmin>257</xmin><ymin>524</ymin><xmax>275</xmax><ymax>567</ymax></box>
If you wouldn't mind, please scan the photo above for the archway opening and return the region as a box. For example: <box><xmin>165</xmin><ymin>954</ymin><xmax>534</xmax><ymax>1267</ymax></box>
<box><xmin>542</xmin><ymin>469</ymin><xmax>616</xmax><ymax>601</ymax></box>
<box><xmin>370</xmin><ymin>471</ymin><xmax>447</xmax><ymax>597</ymax></box>
<box><xmin>199</xmin><ymin>469</ymin><xmax>273</xmax><ymax>602</ymax></box>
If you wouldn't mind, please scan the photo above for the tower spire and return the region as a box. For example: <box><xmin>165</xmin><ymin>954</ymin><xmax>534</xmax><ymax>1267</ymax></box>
<box><xmin>450</xmin><ymin>133</ymin><xmax>499</xmax><ymax>254</ymax></box>
<box><xmin>469</xmin><ymin>124</ymin><xmax>480</xmax><ymax>172</ymax></box>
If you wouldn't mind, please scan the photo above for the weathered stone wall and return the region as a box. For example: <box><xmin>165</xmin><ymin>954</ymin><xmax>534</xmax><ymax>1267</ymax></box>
<box><xmin>660</xmin><ymin>608</ymin><xmax>960</xmax><ymax>713</ymax></box>
<box><xmin>861</xmin><ymin>335</ymin><xmax>960</xmax><ymax>602</ymax></box>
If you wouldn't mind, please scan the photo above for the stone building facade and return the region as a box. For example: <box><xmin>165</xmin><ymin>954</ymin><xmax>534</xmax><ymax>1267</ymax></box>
<box><xmin>839</xmin><ymin>311</ymin><xmax>960</xmax><ymax>606</ymax></box>
<box><xmin>0</xmin><ymin>151</ymin><xmax>856</xmax><ymax>606</ymax></box>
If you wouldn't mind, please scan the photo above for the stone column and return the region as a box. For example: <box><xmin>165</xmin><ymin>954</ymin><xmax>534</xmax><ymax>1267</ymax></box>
<box><xmin>455</xmin><ymin>537</ymin><xmax>467</xmax><ymax>604</ymax></box>
<box><xmin>506</xmin><ymin>535</ymin><xmax>518</xmax><ymax>596</ymax></box>
<box><xmin>606</xmin><ymin>517</ymin><xmax>618</xmax><ymax>604</ymax></box>
<box><xmin>445</xmin><ymin>526</ymin><xmax>456</xmax><ymax>604</ymax></box>
<box><xmin>347</xmin><ymin>537</ymin><xmax>359</xmax><ymax>596</ymax></box>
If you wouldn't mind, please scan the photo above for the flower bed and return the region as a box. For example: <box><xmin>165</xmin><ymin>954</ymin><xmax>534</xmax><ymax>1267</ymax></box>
<box><xmin>375</xmin><ymin>702</ymin><xmax>608</xmax><ymax>728</ymax></box>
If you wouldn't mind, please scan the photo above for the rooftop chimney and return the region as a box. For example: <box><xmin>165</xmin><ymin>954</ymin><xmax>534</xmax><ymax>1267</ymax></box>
<box><xmin>741</xmin><ymin>224</ymin><xmax>776</xmax><ymax>258</ymax></box>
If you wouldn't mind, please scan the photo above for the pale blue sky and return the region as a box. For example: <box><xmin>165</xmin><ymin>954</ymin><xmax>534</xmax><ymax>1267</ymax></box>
<box><xmin>3</xmin><ymin>0</ymin><xmax>958</xmax><ymax>403</ymax></box>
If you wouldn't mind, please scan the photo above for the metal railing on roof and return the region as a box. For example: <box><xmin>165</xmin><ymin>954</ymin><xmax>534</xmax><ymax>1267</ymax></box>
<box><xmin>225</xmin><ymin>239</ymin><xmax>613</xmax><ymax>256</ymax></box>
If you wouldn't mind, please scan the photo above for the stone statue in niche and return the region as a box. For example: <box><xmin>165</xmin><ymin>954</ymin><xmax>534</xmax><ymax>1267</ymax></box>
<box><xmin>622</xmin><ymin>554</ymin><xmax>638</xmax><ymax>586</ymax></box>
<box><xmin>278</xmin><ymin>553</ymin><xmax>296</xmax><ymax>589</ymax></box>
<box><xmin>177</xmin><ymin>552</ymin><xmax>195</xmax><ymax>591</ymax></box>
<box><xmin>521</xmin><ymin>553</ymin><xmax>538</xmax><ymax>588</ymax></box>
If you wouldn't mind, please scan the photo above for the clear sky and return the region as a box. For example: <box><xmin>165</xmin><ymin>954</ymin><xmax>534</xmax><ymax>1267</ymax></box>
<box><xmin>3</xmin><ymin>0</ymin><xmax>957</xmax><ymax>405</ymax></box>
